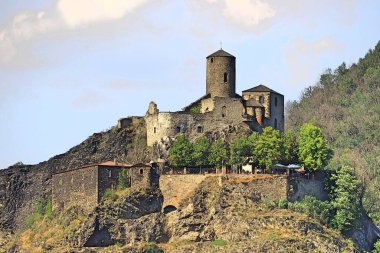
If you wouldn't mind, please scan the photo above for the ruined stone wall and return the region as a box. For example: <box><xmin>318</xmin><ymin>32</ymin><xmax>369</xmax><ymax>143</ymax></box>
<box><xmin>98</xmin><ymin>166</ymin><xmax>125</xmax><ymax>200</ymax></box>
<box><xmin>288</xmin><ymin>176</ymin><xmax>329</xmax><ymax>202</ymax></box>
<box><xmin>146</xmin><ymin>97</ymin><xmax>246</xmax><ymax>146</ymax></box>
<box><xmin>206</xmin><ymin>56</ymin><xmax>236</xmax><ymax>97</ymax></box>
<box><xmin>52</xmin><ymin>166</ymin><xmax>98</xmax><ymax>212</ymax></box>
<box><xmin>160</xmin><ymin>174</ymin><xmax>208</xmax><ymax>208</ymax></box>
<box><xmin>200</xmin><ymin>98</ymin><xmax>214</xmax><ymax>113</ymax></box>
<box><xmin>130</xmin><ymin>166</ymin><xmax>159</xmax><ymax>190</ymax></box>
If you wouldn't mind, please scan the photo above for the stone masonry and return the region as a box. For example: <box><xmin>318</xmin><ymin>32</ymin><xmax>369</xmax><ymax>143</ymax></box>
<box><xmin>144</xmin><ymin>48</ymin><xmax>285</xmax><ymax>147</ymax></box>
<box><xmin>52</xmin><ymin>161</ymin><xmax>158</xmax><ymax>212</ymax></box>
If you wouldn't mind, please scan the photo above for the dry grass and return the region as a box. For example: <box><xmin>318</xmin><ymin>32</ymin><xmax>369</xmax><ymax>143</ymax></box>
<box><xmin>5</xmin><ymin>207</ymin><xmax>87</xmax><ymax>252</ymax></box>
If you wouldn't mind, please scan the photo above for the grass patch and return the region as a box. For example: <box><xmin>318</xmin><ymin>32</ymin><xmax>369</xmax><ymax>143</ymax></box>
<box><xmin>211</xmin><ymin>239</ymin><xmax>228</xmax><ymax>247</ymax></box>
<box><xmin>103</xmin><ymin>188</ymin><xmax>119</xmax><ymax>201</ymax></box>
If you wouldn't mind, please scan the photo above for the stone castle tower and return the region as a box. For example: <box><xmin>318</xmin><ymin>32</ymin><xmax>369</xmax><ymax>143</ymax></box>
<box><xmin>206</xmin><ymin>49</ymin><xmax>236</xmax><ymax>97</ymax></box>
<box><xmin>140</xmin><ymin>48</ymin><xmax>284</xmax><ymax>147</ymax></box>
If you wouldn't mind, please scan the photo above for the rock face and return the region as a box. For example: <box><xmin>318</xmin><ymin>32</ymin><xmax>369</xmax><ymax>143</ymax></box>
<box><xmin>0</xmin><ymin>175</ymin><xmax>361</xmax><ymax>252</ymax></box>
<box><xmin>165</xmin><ymin>176</ymin><xmax>353</xmax><ymax>252</ymax></box>
<box><xmin>72</xmin><ymin>188</ymin><xmax>167</xmax><ymax>247</ymax></box>
<box><xmin>0</xmin><ymin>119</ymin><xmax>149</xmax><ymax>231</ymax></box>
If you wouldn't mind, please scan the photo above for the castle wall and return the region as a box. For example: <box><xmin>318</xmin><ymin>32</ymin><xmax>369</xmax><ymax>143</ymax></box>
<box><xmin>130</xmin><ymin>165</ymin><xmax>159</xmax><ymax>189</ymax></box>
<box><xmin>146</xmin><ymin>97</ymin><xmax>245</xmax><ymax>146</ymax></box>
<box><xmin>98</xmin><ymin>166</ymin><xmax>125</xmax><ymax>200</ymax></box>
<box><xmin>160</xmin><ymin>174</ymin><xmax>208</xmax><ymax>209</ymax></box>
<box><xmin>206</xmin><ymin>56</ymin><xmax>236</xmax><ymax>97</ymax></box>
<box><xmin>242</xmin><ymin>91</ymin><xmax>284</xmax><ymax>132</ymax></box>
<box><xmin>268</xmin><ymin>93</ymin><xmax>284</xmax><ymax>132</ymax></box>
<box><xmin>52</xmin><ymin>166</ymin><xmax>98</xmax><ymax>212</ymax></box>
<box><xmin>200</xmin><ymin>98</ymin><xmax>214</xmax><ymax>113</ymax></box>
<box><xmin>242</xmin><ymin>91</ymin><xmax>271</xmax><ymax>117</ymax></box>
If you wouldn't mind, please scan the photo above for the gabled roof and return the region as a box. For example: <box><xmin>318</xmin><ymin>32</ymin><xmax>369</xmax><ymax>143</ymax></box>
<box><xmin>207</xmin><ymin>49</ymin><xmax>235</xmax><ymax>58</ymax></box>
<box><xmin>242</xmin><ymin>84</ymin><xmax>283</xmax><ymax>96</ymax></box>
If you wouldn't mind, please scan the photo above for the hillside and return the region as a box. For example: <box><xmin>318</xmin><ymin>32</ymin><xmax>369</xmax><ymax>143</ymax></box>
<box><xmin>0</xmin><ymin>118</ymin><xmax>149</xmax><ymax>231</ymax></box>
<box><xmin>286</xmin><ymin>41</ymin><xmax>380</xmax><ymax>226</ymax></box>
<box><xmin>3</xmin><ymin>176</ymin><xmax>355</xmax><ymax>253</ymax></box>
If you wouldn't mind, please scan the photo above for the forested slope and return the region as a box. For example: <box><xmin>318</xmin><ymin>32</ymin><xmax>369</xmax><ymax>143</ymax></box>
<box><xmin>286</xmin><ymin>41</ymin><xmax>380</xmax><ymax>225</ymax></box>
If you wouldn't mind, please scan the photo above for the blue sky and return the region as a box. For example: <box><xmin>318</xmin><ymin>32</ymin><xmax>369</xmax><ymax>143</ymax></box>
<box><xmin>1</xmin><ymin>0</ymin><xmax>379</xmax><ymax>169</ymax></box>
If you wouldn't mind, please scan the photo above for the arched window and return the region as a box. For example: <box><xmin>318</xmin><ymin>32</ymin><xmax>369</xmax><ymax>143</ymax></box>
<box><xmin>210</xmin><ymin>58</ymin><xmax>214</xmax><ymax>63</ymax></box>
<box><xmin>224</xmin><ymin>72</ymin><xmax>228</xmax><ymax>82</ymax></box>
<box><xmin>275</xmin><ymin>97</ymin><xmax>278</xmax><ymax>107</ymax></box>
<box><xmin>175</xmin><ymin>126</ymin><xmax>181</xmax><ymax>133</ymax></box>
<box><xmin>222</xmin><ymin>106</ymin><xmax>226</xmax><ymax>117</ymax></box>
<box><xmin>274</xmin><ymin>118</ymin><xmax>278</xmax><ymax>129</ymax></box>
<box><xmin>139</xmin><ymin>169</ymin><xmax>144</xmax><ymax>175</ymax></box>
<box><xmin>153</xmin><ymin>127</ymin><xmax>156</xmax><ymax>133</ymax></box>
<box><xmin>197</xmin><ymin>126</ymin><xmax>203</xmax><ymax>133</ymax></box>
<box><xmin>259</xmin><ymin>96</ymin><xmax>264</xmax><ymax>104</ymax></box>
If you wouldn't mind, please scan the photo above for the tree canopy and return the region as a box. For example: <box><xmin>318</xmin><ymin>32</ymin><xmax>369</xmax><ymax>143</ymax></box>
<box><xmin>209</xmin><ymin>140</ymin><xmax>229</xmax><ymax>167</ymax></box>
<box><xmin>286</xmin><ymin>41</ymin><xmax>380</xmax><ymax>224</ymax></box>
<box><xmin>298</xmin><ymin>123</ymin><xmax>332</xmax><ymax>172</ymax></box>
<box><xmin>168</xmin><ymin>135</ymin><xmax>194</xmax><ymax>167</ymax></box>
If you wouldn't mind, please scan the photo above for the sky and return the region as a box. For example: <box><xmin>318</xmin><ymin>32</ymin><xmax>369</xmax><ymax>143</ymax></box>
<box><xmin>1</xmin><ymin>0</ymin><xmax>379</xmax><ymax>169</ymax></box>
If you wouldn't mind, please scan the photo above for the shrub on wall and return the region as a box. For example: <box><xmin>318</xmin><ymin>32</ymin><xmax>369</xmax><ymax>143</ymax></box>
<box><xmin>118</xmin><ymin>169</ymin><xmax>130</xmax><ymax>190</ymax></box>
<box><xmin>103</xmin><ymin>189</ymin><xmax>119</xmax><ymax>201</ymax></box>
<box><xmin>25</xmin><ymin>196</ymin><xmax>52</xmax><ymax>228</ymax></box>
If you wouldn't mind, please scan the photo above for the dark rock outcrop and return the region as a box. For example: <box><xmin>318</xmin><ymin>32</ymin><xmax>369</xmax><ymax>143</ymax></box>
<box><xmin>0</xmin><ymin>119</ymin><xmax>149</xmax><ymax>231</ymax></box>
<box><xmin>72</xmin><ymin>188</ymin><xmax>167</xmax><ymax>247</ymax></box>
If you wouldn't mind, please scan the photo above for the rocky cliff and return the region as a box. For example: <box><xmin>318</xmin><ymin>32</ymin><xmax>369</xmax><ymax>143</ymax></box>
<box><xmin>0</xmin><ymin>118</ymin><xmax>149</xmax><ymax>231</ymax></box>
<box><xmin>3</xmin><ymin>176</ymin><xmax>356</xmax><ymax>253</ymax></box>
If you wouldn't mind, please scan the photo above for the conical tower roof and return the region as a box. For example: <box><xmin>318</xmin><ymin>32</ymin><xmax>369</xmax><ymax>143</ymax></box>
<box><xmin>206</xmin><ymin>49</ymin><xmax>235</xmax><ymax>58</ymax></box>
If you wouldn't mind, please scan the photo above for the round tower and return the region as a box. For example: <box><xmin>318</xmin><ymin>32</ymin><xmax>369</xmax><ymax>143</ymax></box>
<box><xmin>206</xmin><ymin>49</ymin><xmax>236</xmax><ymax>97</ymax></box>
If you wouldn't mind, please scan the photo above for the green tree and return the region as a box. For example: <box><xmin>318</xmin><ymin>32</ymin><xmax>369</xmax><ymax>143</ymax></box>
<box><xmin>193</xmin><ymin>136</ymin><xmax>211</xmax><ymax>167</ymax></box>
<box><xmin>169</xmin><ymin>135</ymin><xmax>194</xmax><ymax>167</ymax></box>
<box><xmin>209</xmin><ymin>140</ymin><xmax>229</xmax><ymax>167</ymax></box>
<box><xmin>256</xmin><ymin>127</ymin><xmax>282</xmax><ymax>169</ymax></box>
<box><xmin>330</xmin><ymin>165</ymin><xmax>361</xmax><ymax>231</ymax></box>
<box><xmin>230</xmin><ymin>136</ymin><xmax>252</xmax><ymax>166</ymax></box>
<box><xmin>247</xmin><ymin>131</ymin><xmax>260</xmax><ymax>167</ymax></box>
<box><xmin>298</xmin><ymin>123</ymin><xmax>332</xmax><ymax>172</ymax></box>
<box><xmin>280</xmin><ymin>129</ymin><xmax>299</xmax><ymax>165</ymax></box>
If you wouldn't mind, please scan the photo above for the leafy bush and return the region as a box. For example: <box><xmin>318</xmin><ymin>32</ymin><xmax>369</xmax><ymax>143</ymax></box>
<box><xmin>330</xmin><ymin>166</ymin><xmax>361</xmax><ymax>231</ymax></box>
<box><xmin>189</xmin><ymin>104</ymin><xmax>200</xmax><ymax>114</ymax></box>
<box><xmin>288</xmin><ymin>196</ymin><xmax>333</xmax><ymax>225</ymax></box>
<box><xmin>103</xmin><ymin>189</ymin><xmax>119</xmax><ymax>201</ymax></box>
<box><xmin>277</xmin><ymin>198</ymin><xmax>288</xmax><ymax>209</ymax></box>
<box><xmin>45</xmin><ymin>198</ymin><xmax>53</xmax><ymax>218</ymax></box>
<box><xmin>211</xmin><ymin>239</ymin><xmax>228</xmax><ymax>247</ymax></box>
<box><xmin>373</xmin><ymin>239</ymin><xmax>380</xmax><ymax>253</ymax></box>
<box><xmin>25</xmin><ymin>196</ymin><xmax>52</xmax><ymax>227</ymax></box>
<box><xmin>25</xmin><ymin>213</ymin><xmax>42</xmax><ymax>228</ymax></box>
<box><xmin>145</xmin><ymin>242</ymin><xmax>164</xmax><ymax>253</ymax></box>
<box><xmin>118</xmin><ymin>169</ymin><xmax>129</xmax><ymax>190</ymax></box>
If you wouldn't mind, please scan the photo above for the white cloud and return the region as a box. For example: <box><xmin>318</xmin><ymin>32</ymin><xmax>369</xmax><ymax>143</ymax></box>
<box><xmin>57</xmin><ymin>0</ymin><xmax>151</xmax><ymax>27</ymax></box>
<box><xmin>223</xmin><ymin>0</ymin><xmax>276</xmax><ymax>27</ymax></box>
<box><xmin>286</xmin><ymin>37</ymin><xmax>345</xmax><ymax>88</ymax></box>
<box><xmin>0</xmin><ymin>11</ymin><xmax>61</xmax><ymax>67</ymax></box>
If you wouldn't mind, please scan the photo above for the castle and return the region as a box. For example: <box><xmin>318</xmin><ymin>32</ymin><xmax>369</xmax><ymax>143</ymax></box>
<box><xmin>144</xmin><ymin>49</ymin><xmax>284</xmax><ymax>147</ymax></box>
<box><xmin>52</xmin><ymin>48</ymin><xmax>285</xmax><ymax>212</ymax></box>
